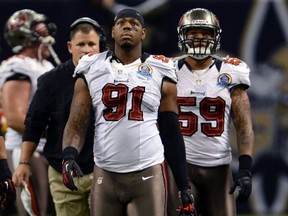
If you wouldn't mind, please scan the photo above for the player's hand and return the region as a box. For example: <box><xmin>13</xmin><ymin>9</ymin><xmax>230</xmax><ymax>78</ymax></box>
<box><xmin>180</xmin><ymin>189</ymin><xmax>194</xmax><ymax>207</ymax></box>
<box><xmin>62</xmin><ymin>160</ymin><xmax>83</xmax><ymax>191</ymax></box>
<box><xmin>229</xmin><ymin>169</ymin><xmax>252</xmax><ymax>202</ymax></box>
<box><xmin>13</xmin><ymin>163</ymin><xmax>31</xmax><ymax>187</ymax></box>
<box><xmin>177</xmin><ymin>189</ymin><xmax>197</xmax><ymax>216</ymax></box>
<box><xmin>0</xmin><ymin>178</ymin><xmax>16</xmax><ymax>209</ymax></box>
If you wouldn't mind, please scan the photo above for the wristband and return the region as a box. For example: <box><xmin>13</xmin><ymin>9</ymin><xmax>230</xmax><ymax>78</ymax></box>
<box><xmin>19</xmin><ymin>161</ymin><xmax>31</xmax><ymax>166</ymax></box>
<box><xmin>62</xmin><ymin>146</ymin><xmax>79</xmax><ymax>161</ymax></box>
<box><xmin>239</xmin><ymin>155</ymin><xmax>252</xmax><ymax>171</ymax></box>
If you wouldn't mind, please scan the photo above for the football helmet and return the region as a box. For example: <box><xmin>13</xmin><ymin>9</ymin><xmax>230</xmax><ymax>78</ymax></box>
<box><xmin>4</xmin><ymin>9</ymin><xmax>56</xmax><ymax>53</ymax></box>
<box><xmin>177</xmin><ymin>8</ymin><xmax>221</xmax><ymax>60</ymax></box>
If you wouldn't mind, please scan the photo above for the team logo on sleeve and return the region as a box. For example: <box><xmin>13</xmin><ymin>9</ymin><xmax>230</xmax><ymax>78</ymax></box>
<box><xmin>137</xmin><ymin>63</ymin><xmax>153</xmax><ymax>80</ymax></box>
<box><xmin>217</xmin><ymin>73</ymin><xmax>232</xmax><ymax>86</ymax></box>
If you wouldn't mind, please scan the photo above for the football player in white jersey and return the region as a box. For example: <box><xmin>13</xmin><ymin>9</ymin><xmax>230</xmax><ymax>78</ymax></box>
<box><xmin>62</xmin><ymin>8</ymin><xmax>195</xmax><ymax>216</ymax></box>
<box><xmin>168</xmin><ymin>8</ymin><xmax>255</xmax><ymax>216</ymax></box>
<box><xmin>0</xmin><ymin>9</ymin><xmax>59</xmax><ymax>216</ymax></box>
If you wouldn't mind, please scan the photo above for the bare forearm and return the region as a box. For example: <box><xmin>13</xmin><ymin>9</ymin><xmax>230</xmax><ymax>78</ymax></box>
<box><xmin>6</xmin><ymin>114</ymin><xmax>26</xmax><ymax>133</ymax></box>
<box><xmin>0</xmin><ymin>137</ymin><xmax>7</xmax><ymax>159</ymax></box>
<box><xmin>19</xmin><ymin>141</ymin><xmax>38</xmax><ymax>162</ymax></box>
<box><xmin>231</xmin><ymin>87</ymin><xmax>254</xmax><ymax>156</ymax></box>
<box><xmin>63</xmin><ymin>94</ymin><xmax>91</xmax><ymax>152</ymax></box>
<box><xmin>63</xmin><ymin>123</ymin><xmax>85</xmax><ymax>152</ymax></box>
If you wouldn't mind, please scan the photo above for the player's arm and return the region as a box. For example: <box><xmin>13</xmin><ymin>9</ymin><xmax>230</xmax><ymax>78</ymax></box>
<box><xmin>231</xmin><ymin>85</ymin><xmax>254</xmax><ymax>158</ymax></box>
<box><xmin>61</xmin><ymin>76</ymin><xmax>91</xmax><ymax>191</ymax></box>
<box><xmin>2</xmin><ymin>79</ymin><xmax>30</xmax><ymax>133</ymax></box>
<box><xmin>13</xmin><ymin>77</ymin><xmax>51</xmax><ymax>187</ymax></box>
<box><xmin>63</xmin><ymin>76</ymin><xmax>91</xmax><ymax>152</ymax></box>
<box><xmin>158</xmin><ymin>78</ymin><xmax>194</xmax><ymax>208</ymax></box>
<box><xmin>0</xmin><ymin>134</ymin><xmax>7</xmax><ymax>160</ymax></box>
<box><xmin>230</xmin><ymin>84</ymin><xmax>254</xmax><ymax>202</ymax></box>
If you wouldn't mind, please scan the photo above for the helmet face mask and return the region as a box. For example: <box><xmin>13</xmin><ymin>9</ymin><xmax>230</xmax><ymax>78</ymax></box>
<box><xmin>4</xmin><ymin>9</ymin><xmax>57</xmax><ymax>53</ymax></box>
<box><xmin>177</xmin><ymin>8</ymin><xmax>222</xmax><ymax>60</ymax></box>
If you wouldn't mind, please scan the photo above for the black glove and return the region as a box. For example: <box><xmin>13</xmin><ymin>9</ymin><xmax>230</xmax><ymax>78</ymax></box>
<box><xmin>62</xmin><ymin>147</ymin><xmax>83</xmax><ymax>191</ymax></box>
<box><xmin>178</xmin><ymin>189</ymin><xmax>197</xmax><ymax>216</ymax></box>
<box><xmin>0</xmin><ymin>159</ymin><xmax>16</xmax><ymax>209</ymax></box>
<box><xmin>229</xmin><ymin>169</ymin><xmax>252</xmax><ymax>202</ymax></box>
<box><xmin>62</xmin><ymin>160</ymin><xmax>83</xmax><ymax>191</ymax></box>
<box><xmin>180</xmin><ymin>189</ymin><xmax>194</xmax><ymax>207</ymax></box>
<box><xmin>0</xmin><ymin>179</ymin><xmax>16</xmax><ymax>209</ymax></box>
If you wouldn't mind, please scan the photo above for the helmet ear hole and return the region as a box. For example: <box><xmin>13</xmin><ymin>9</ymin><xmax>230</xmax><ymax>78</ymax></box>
<box><xmin>177</xmin><ymin>8</ymin><xmax>221</xmax><ymax>59</ymax></box>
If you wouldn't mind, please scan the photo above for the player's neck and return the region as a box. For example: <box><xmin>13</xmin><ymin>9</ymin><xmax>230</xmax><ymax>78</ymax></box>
<box><xmin>184</xmin><ymin>56</ymin><xmax>212</xmax><ymax>71</ymax></box>
<box><xmin>19</xmin><ymin>47</ymin><xmax>39</xmax><ymax>59</ymax></box>
<box><xmin>114</xmin><ymin>45</ymin><xmax>142</xmax><ymax>65</ymax></box>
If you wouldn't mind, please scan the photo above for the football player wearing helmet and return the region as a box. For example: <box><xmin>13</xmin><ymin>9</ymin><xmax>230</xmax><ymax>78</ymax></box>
<box><xmin>0</xmin><ymin>9</ymin><xmax>58</xmax><ymax>216</ymax></box>
<box><xmin>167</xmin><ymin>8</ymin><xmax>254</xmax><ymax>216</ymax></box>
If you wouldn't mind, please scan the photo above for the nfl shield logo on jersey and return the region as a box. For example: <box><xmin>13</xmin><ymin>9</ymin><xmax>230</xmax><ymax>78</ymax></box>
<box><xmin>137</xmin><ymin>63</ymin><xmax>153</xmax><ymax>80</ymax></box>
<box><xmin>217</xmin><ymin>73</ymin><xmax>232</xmax><ymax>87</ymax></box>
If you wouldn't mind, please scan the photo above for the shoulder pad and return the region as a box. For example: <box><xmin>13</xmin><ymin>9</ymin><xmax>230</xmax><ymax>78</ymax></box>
<box><xmin>74</xmin><ymin>51</ymin><xmax>107</xmax><ymax>77</ymax></box>
<box><xmin>147</xmin><ymin>55</ymin><xmax>177</xmax><ymax>83</ymax></box>
<box><xmin>218</xmin><ymin>59</ymin><xmax>251</xmax><ymax>89</ymax></box>
<box><xmin>1</xmin><ymin>56</ymin><xmax>33</xmax><ymax>76</ymax></box>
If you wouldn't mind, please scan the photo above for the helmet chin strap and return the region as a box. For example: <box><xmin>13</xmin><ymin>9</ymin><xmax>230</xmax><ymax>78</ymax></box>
<box><xmin>48</xmin><ymin>45</ymin><xmax>61</xmax><ymax>65</ymax></box>
<box><xmin>40</xmin><ymin>35</ymin><xmax>55</xmax><ymax>45</ymax></box>
<box><xmin>37</xmin><ymin>35</ymin><xmax>61</xmax><ymax>65</ymax></box>
<box><xmin>37</xmin><ymin>44</ymin><xmax>44</xmax><ymax>62</ymax></box>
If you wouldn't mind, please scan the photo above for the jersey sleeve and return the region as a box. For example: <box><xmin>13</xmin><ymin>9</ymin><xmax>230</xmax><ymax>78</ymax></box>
<box><xmin>74</xmin><ymin>52</ymin><xmax>107</xmax><ymax>77</ymax></box>
<box><xmin>219</xmin><ymin>59</ymin><xmax>251</xmax><ymax>90</ymax></box>
<box><xmin>0</xmin><ymin>57</ymin><xmax>31</xmax><ymax>88</ymax></box>
<box><xmin>148</xmin><ymin>55</ymin><xmax>178</xmax><ymax>83</ymax></box>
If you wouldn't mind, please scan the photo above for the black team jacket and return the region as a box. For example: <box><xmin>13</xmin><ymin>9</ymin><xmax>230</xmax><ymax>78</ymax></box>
<box><xmin>23</xmin><ymin>59</ymin><xmax>94</xmax><ymax>174</ymax></box>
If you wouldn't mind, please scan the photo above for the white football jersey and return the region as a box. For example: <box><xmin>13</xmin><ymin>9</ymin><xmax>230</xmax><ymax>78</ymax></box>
<box><xmin>75</xmin><ymin>51</ymin><xmax>177</xmax><ymax>173</ymax></box>
<box><xmin>0</xmin><ymin>55</ymin><xmax>54</xmax><ymax>151</ymax></box>
<box><xmin>175</xmin><ymin>58</ymin><xmax>250</xmax><ymax>167</ymax></box>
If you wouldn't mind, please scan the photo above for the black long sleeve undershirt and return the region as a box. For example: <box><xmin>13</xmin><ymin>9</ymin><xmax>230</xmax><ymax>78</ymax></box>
<box><xmin>158</xmin><ymin>111</ymin><xmax>189</xmax><ymax>191</ymax></box>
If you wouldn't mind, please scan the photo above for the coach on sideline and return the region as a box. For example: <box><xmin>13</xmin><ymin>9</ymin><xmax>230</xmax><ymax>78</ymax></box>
<box><xmin>13</xmin><ymin>17</ymin><xmax>107</xmax><ymax>216</ymax></box>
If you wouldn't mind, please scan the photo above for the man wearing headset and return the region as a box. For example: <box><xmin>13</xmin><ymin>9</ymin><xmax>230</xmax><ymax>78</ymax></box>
<box><xmin>13</xmin><ymin>17</ymin><xmax>106</xmax><ymax>216</ymax></box>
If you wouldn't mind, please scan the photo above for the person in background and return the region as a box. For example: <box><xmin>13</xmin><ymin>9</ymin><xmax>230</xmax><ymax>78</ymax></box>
<box><xmin>13</xmin><ymin>17</ymin><xmax>106</xmax><ymax>216</ymax></box>
<box><xmin>0</xmin><ymin>131</ymin><xmax>16</xmax><ymax>210</ymax></box>
<box><xmin>0</xmin><ymin>9</ymin><xmax>59</xmax><ymax>216</ymax></box>
<box><xmin>168</xmin><ymin>8</ymin><xmax>254</xmax><ymax>216</ymax></box>
<box><xmin>62</xmin><ymin>8</ymin><xmax>195</xmax><ymax>216</ymax></box>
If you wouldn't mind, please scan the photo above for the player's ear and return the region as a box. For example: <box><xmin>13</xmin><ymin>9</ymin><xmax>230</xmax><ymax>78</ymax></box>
<box><xmin>67</xmin><ymin>41</ymin><xmax>72</xmax><ymax>54</ymax></box>
<box><xmin>141</xmin><ymin>28</ymin><xmax>146</xmax><ymax>40</ymax></box>
<box><xmin>111</xmin><ymin>26</ymin><xmax>115</xmax><ymax>39</ymax></box>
